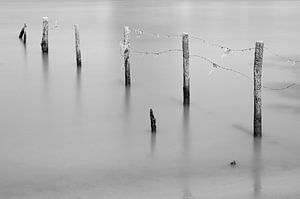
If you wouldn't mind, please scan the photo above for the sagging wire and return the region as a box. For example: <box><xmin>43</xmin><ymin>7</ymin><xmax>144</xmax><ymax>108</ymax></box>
<box><xmin>190</xmin><ymin>35</ymin><xmax>255</xmax><ymax>53</ymax></box>
<box><xmin>264</xmin><ymin>47</ymin><xmax>300</xmax><ymax>66</ymax></box>
<box><xmin>49</xmin><ymin>19</ymin><xmax>59</xmax><ymax>30</ymax></box>
<box><xmin>128</xmin><ymin>27</ymin><xmax>299</xmax><ymax>66</ymax></box>
<box><xmin>128</xmin><ymin>46</ymin><xmax>297</xmax><ymax>91</ymax></box>
<box><xmin>131</xmin><ymin>27</ymin><xmax>182</xmax><ymax>39</ymax></box>
<box><xmin>129</xmin><ymin>47</ymin><xmax>182</xmax><ymax>56</ymax></box>
<box><xmin>190</xmin><ymin>54</ymin><xmax>297</xmax><ymax>91</ymax></box>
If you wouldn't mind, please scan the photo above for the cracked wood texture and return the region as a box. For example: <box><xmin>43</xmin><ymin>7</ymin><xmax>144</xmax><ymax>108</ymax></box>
<box><xmin>41</xmin><ymin>17</ymin><xmax>49</xmax><ymax>53</ymax></box>
<box><xmin>182</xmin><ymin>33</ymin><xmax>190</xmax><ymax>105</ymax></box>
<box><xmin>254</xmin><ymin>41</ymin><xmax>264</xmax><ymax>137</ymax></box>
<box><xmin>124</xmin><ymin>26</ymin><xmax>131</xmax><ymax>86</ymax></box>
<box><xmin>74</xmin><ymin>24</ymin><xmax>82</xmax><ymax>67</ymax></box>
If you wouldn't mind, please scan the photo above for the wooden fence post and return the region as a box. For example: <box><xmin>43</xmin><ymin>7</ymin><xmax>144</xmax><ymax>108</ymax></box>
<box><xmin>253</xmin><ymin>41</ymin><xmax>264</xmax><ymax>138</ymax></box>
<box><xmin>19</xmin><ymin>23</ymin><xmax>27</xmax><ymax>43</ymax></box>
<box><xmin>150</xmin><ymin>108</ymin><xmax>156</xmax><ymax>133</ymax></box>
<box><xmin>124</xmin><ymin>26</ymin><xmax>131</xmax><ymax>86</ymax></box>
<box><xmin>182</xmin><ymin>33</ymin><xmax>190</xmax><ymax>105</ymax></box>
<box><xmin>41</xmin><ymin>17</ymin><xmax>49</xmax><ymax>53</ymax></box>
<box><xmin>74</xmin><ymin>24</ymin><xmax>82</xmax><ymax>67</ymax></box>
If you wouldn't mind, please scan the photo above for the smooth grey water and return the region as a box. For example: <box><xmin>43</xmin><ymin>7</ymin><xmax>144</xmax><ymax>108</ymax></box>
<box><xmin>1</xmin><ymin>0</ymin><xmax>300</xmax><ymax>198</ymax></box>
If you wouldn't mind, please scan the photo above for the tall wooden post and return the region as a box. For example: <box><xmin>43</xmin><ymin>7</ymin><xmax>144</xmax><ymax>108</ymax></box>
<box><xmin>253</xmin><ymin>41</ymin><xmax>264</xmax><ymax>137</ymax></box>
<box><xmin>41</xmin><ymin>17</ymin><xmax>49</xmax><ymax>53</ymax></box>
<box><xmin>124</xmin><ymin>26</ymin><xmax>131</xmax><ymax>86</ymax></box>
<box><xmin>74</xmin><ymin>24</ymin><xmax>82</xmax><ymax>67</ymax></box>
<box><xmin>182</xmin><ymin>33</ymin><xmax>190</xmax><ymax>105</ymax></box>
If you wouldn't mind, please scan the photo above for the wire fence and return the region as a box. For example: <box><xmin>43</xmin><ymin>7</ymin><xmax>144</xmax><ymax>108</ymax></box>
<box><xmin>123</xmin><ymin>26</ymin><xmax>299</xmax><ymax>91</ymax></box>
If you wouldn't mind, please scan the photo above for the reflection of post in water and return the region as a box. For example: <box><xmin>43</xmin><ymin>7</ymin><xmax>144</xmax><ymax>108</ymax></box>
<box><xmin>121</xmin><ymin>86</ymin><xmax>131</xmax><ymax>149</ymax></box>
<box><xmin>122</xmin><ymin>86</ymin><xmax>131</xmax><ymax>137</ymax></box>
<box><xmin>76</xmin><ymin>67</ymin><xmax>82</xmax><ymax>108</ymax></box>
<box><xmin>150</xmin><ymin>132</ymin><xmax>156</xmax><ymax>157</ymax></box>
<box><xmin>182</xmin><ymin>188</ymin><xmax>193</xmax><ymax>199</ymax></box>
<box><xmin>181</xmin><ymin>106</ymin><xmax>192</xmax><ymax>199</ymax></box>
<box><xmin>124</xmin><ymin>86</ymin><xmax>131</xmax><ymax>117</ymax></box>
<box><xmin>76</xmin><ymin>67</ymin><xmax>82</xmax><ymax>96</ymax></box>
<box><xmin>20</xmin><ymin>40</ymin><xmax>27</xmax><ymax>63</ymax></box>
<box><xmin>22</xmin><ymin>41</ymin><xmax>27</xmax><ymax>52</ymax></box>
<box><xmin>42</xmin><ymin>53</ymin><xmax>49</xmax><ymax>90</ymax></box>
<box><xmin>74</xmin><ymin>67</ymin><xmax>82</xmax><ymax>122</ymax></box>
<box><xmin>253</xmin><ymin>138</ymin><xmax>262</xmax><ymax>196</ymax></box>
<box><xmin>182</xmin><ymin>106</ymin><xmax>190</xmax><ymax>154</ymax></box>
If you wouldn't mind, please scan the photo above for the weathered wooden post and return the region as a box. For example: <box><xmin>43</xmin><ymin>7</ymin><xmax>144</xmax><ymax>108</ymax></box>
<box><xmin>253</xmin><ymin>41</ymin><xmax>264</xmax><ymax>138</ymax></box>
<box><xmin>19</xmin><ymin>23</ymin><xmax>27</xmax><ymax>43</ymax></box>
<box><xmin>182</xmin><ymin>33</ymin><xmax>190</xmax><ymax>105</ymax></box>
<box><xmin>123</xmin><ymin>26</ymin><xmax>131</xmax><ymax>86</ymax></box>
<box><xmin>41</xmin><ymin>17</ymin><xmax>49</xmax><ymax>53</ymax></box>
<box><xmin>74</xmin><ymin>24</ymin><xmax>82</xmax><ymax>67</ymax></box>
<box><xmin>150</xmin><ymin>108</ymin><xmax>156</xmax><ymax>133</ymax></box>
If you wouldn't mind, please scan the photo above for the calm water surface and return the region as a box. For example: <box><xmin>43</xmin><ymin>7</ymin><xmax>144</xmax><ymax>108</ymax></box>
<box><xmin>0</xmin><ymin>0</ymin><xmax>300</xmax><ymax>198</ymax></box>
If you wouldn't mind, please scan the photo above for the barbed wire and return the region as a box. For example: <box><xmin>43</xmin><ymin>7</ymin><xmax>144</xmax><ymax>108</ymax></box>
<box><xmin>129</xmin><ymin>47</ymin><xmax>182</xmax><ymax>55</ymax></box>
<box><xmin>128</xmin><ymin>26</ymin><xmax>299</xmax><ymax>66</ymax></box>
<box><xmin>48</xmin><ymin>19</ymin><xmax>59</xmax><ymax>30</ymax></box>
<box><xmin>264</xmin><ymin>47</ymin><xmax>300</xmax><ymax>65</ymax></box>
<box><xmin>128</xmin><ymin>46</ymin><xmax>297</xmax><ymax>91</ymax></box>
<box><xmin>189</xmin><ymin>54</ymin><xmax>252</xmax><ymax>81</ymax></box>
<box><xmin>129</xmin><ymin>27</ymin><xmax>255</xmax><ymax>55</ymax></box>
<box><xmin>123</xmin><ymin>27</ymin><xmax>299</xmax><ymax>90</ymax></box>
<box><xmin>190</xmin><ymin>54</ymin><xmax>297</xmax><ymax>90</ymax></box>
<box><xmin>190</xmin><ymin>36</ymin><xmax>255</xmax><ymax>53</ymax></box>
<box><xmin>263</xmin><ymin>83</ymin><xmax>297</xmax><ymax>90</ymax></box>
<box><xmin>131</xmin><ymin>27</ymin><xmax>182</xmax><ymax>39</ymax></box>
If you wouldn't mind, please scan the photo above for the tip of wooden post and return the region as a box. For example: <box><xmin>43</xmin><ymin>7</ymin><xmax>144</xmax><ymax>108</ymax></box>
<box><xmin>74</xmin><ymin>24</ymin><xmax>79</xmax><ymax>28</ymax></box>
<box><xmin>255</xmin><ymin>41</ymin><xmax>264</xmax><ymax>48</ymax></box>
<box><xmin>124</xmin><ymin>26</ymin><xmax>131</xmax><ymax>36</ymax></box>
<box><xmin>183</xmin><ymin>32</ymin><xmax>188</xmax><ymax>36</ymax></box>
<box><xmin>43</xmin><ymin>17</ymin><xmax>48</xmax><ymax>20</ymax></box>
<box><xmin>124</xmin><ymin>26</ymin><xmax>130</xmax><ymax>33</ymax></box>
